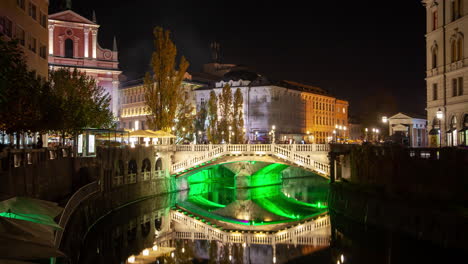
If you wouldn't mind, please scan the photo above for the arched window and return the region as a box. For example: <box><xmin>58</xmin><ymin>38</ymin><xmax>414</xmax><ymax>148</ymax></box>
<box><xmin>65</xmin><ymin>38</ymin><xmax>74</xmax><ymax>58</ymax></box>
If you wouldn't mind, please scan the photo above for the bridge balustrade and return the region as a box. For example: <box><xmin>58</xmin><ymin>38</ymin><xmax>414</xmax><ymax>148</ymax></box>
<box><xmin>168</xmin><ymin>210</ymin><xmax>330</xmax><ymax>246</ymax></box>
<box><xmin>170</xmin><ymin>143</ymin><xmax>331</xmax><ymax>177</ymax></box>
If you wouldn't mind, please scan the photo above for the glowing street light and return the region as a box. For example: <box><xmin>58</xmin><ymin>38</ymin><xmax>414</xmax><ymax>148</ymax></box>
<box><xmin>436</xmin><ymin>108</ymin><xmax>443</xmax><ymax>147</ymax></box>
<box><xmin>382</xmin><ymin>116</ymin><xmax>388</xmax><ymax>123</ymax></box>
<box><xmin>229</xmin><ymin>126</ymin><xmax>232</xmax><ymax>143</ymax></box>
<box><xmin>271</xmin><ymin>125</ymin><xmax>276</xmax><ymax>143</ymax></box>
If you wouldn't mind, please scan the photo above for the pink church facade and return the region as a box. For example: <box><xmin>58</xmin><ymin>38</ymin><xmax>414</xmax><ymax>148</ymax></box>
<box><xmin>48</xmin><ymin>10</ymin><xmax>121</xmax><ymax>117</ymax></box>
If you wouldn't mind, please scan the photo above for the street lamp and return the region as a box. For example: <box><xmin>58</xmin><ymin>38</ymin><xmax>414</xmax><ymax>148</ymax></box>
<box><xmin>198</xmin><ymin>130</ymin><xmax>202</xmax><ymax>144</ymax></box>
<box><xmin>382</xmin><ymin>116</ymin><xmax>388</xmax><ymax>123</ymax></box>
<box><xmin>333</xmin><ymin>130</ymin><xmax>337</xmax><ymax>142</ymax></box>
<box><xmin>229</xmin><ymin>126</ymin><xmax>232</xmax><ymax>144</ymax></box>
<box><xmin>255</xmin><ymin>131</ymin><xmax>258</xmax><ymax>142</ymax></box>
<box><xmin>436</xmin><ymin>108</ymin><xmax>443</xmax><ymax>148</ymax></box>
<box><xmin>365</xmin><ymin>128</ymin><xmax>368</xmax><ymax>142</ymax></box>
<box><xmin>271</xmin><ymin>125</ymin><xmax>276</xmax><ymax>143</ymax></box>
<box><xmin>376</xmin><ymin>128</ymin><xmax>380</xmax><ymax>142</ymax></box>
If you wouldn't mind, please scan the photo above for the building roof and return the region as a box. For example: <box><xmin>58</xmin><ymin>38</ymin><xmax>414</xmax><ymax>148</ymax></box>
<box><xmin>49</xmin><ymin>10</ymin><xmax>97</xmax><ymax>26</ymax></box>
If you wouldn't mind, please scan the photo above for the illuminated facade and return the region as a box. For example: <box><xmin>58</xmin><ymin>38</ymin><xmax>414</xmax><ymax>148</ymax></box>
<box><xmin>194</xmin><ymin>69</ymin><xmax>349</xmax><ymax>143</ymax></box>
<box><xmin>48</xmin><ymin>9</ymin><xmax>121</xmax><ymax>117</ymax></box>
<box><xmin>423</xmin><ymin>0</ymin><xmax>468</xmax><ymax>146</ymax></box>
<box><xmin>0</xmin><ymin>0</ymin><xmax>49</xmax><ymax>79</ymax></box>
<box><xmin>119</xmin><ymin>75</ymin><xmax>202</xmax><ymax>130</ymax></box>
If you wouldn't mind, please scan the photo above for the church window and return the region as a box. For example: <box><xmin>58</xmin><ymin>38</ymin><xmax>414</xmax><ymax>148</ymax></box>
<box><xmin>65</xmin><ymin>38</ymin><xmax>74</xmax><ymax>58</ymax></box>
<box><xmin>433</xmin><ymin>83</ymin><xmax>438</xmax><ymax>100</ymax></box>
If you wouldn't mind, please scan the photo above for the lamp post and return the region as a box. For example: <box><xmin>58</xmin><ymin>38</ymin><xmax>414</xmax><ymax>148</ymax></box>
<box><xmin>376</xmin><ymin>128</ymin><xmax>380</xmax><ymax>142</ymax></box>
<box><xmin>306</xmin><ymin>131</ymin><xmax>310</xmax><ymax>144</ymax></box>
<box><xmin>372</xmin><ymin>128</ymin><xmax>376</xmax><ymax>142</ymax></box>
<box><xmin>365</xmin><ymin>128</ymin><xmax>368</xmax><ymax>142</ymax></box>
<box><xmin>254</xmin><ymin>131</ymin><xmax>258</xmax><ymax>142</ymax></box>
<box><xmin>381</xmin><ymin>116</ymin><xmax>388</xmax><ymax>141</ymax></box>
<box><xmin>333</xmin><ymin>130</ymin><xmax>337</xmax><ymax>142</ymax></box>
<box><xmin>228</xmin><ymin>126</ymin><xmax>232</xmax><ymax>144</ymax></box>
<box><xmin>436</xmin><ymin>108</ymin><xmax>443</xmax><ymax>148</ymax></box>
<box><xmin>198</xmin><ymin>131</ymin><xmax>202</xmax><ymax>144</ymax></box>
<box><xmin>271</xmin><ymin>125</ymin><xmax>276</xmax><ymax>143</ymax></box>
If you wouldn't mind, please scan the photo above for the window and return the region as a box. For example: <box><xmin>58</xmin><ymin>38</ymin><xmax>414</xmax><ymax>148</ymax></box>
<box><xmin>200</xmin><ymin>98</ymin><xmax>205</xmax><ymax>106</ymax></box>
<box><xmin>15</xmin><ymin>25</ymin><xmax>25</xmax><ymax>46</ymax></box>
<box><xmin>4</xmin><ymin>18</ymin><xmax>12</xmax><ymax>38</ymax></box>
<box><xmin>39</xmin><ymin>44</ymin><xmax>46</xmax><ymax>59</ymax></box>
<box><xmin>65</xmin><ymin>38</ymin><xmax>73</xmax><ymax>58</ymax></box>
<box><xmin>432</xmin><ymin>10</ymin><xmax>438</xmax><ymax>30</ymax></box>
<box><xmin>28</xmin><ymin>35</ymin><xmax>36</xmax><ymax>53</ymax></box>
<box><xmin>458</xmin><ymin>77</ymin><xmax>464</xmax><ymax>95</ymax></box>
<box><xmin>452</xmin><ymin>0</ymin><xmax>457</xmax><ymax>21</ymax></box>
<box><xmin>453</xmin><ymin>78</ymin><xmax>458</xmax><ymax>96</ymax></box>
<box><xmin>451</xmin><ymin>40</ymin><xmax>457</xmax><ymax>62</ymax></box>
<box><xmin>433</xmin><ymin>83</ymin><xmax>438</xmax><ymax>100</ymax></box>
<box><xmin>40</xmin><ymin>12</ymin><xmax>47</xmax><ymax>28</ymax></box>
<box><xmin>432</xmin><ymin>48</ymin><xmax>437</xmax><ymax>68</ymax></box>
<box><xmin>17</xmin><ymin>0</ymin><xmax>25</xmax><ymax>10</ymax></box>
<box><xmin>29</xmin><ymin>2</ymin><xmax>37</xmax><ymax>20</ymax></box>
<box><xmin>458</xmin><ymin>0</ymin><xmax>463</xmax><ymax>18</ymax></box>
<box><xmin>458</xmin><ymin>37</ymin><xmax>463</xmax><ymax>61</ymax></box>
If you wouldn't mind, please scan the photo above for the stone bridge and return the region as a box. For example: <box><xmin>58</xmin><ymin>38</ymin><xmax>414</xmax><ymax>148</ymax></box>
<box><xmin>170</xmin><ymin>144</ymin><xmax>331</xmax><ymax>179</ymax></box>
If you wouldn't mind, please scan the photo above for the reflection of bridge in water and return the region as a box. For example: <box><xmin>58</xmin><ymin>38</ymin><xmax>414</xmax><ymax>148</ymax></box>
<box><xmin>170</xmin><ymin>144</ymin><xmax>331</xmax><ymax>178</ymax></box>
<box><xmin>155</xmin><ymin>210</ymin><xmax>331</xmax><ymax>247</ymax></box>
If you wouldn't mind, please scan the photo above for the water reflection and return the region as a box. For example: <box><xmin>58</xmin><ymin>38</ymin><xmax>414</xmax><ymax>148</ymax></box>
<box><xmin>77</xmin><ymin>176</ymin><xmax>465</xmax><ymax>263</ymax></box>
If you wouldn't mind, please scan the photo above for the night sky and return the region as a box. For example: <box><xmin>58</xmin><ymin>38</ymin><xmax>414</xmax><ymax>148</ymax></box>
<box><xmin>51</xmin><ymin>0</ymin><xmax>427</xmax><ymax>118</ymax></box>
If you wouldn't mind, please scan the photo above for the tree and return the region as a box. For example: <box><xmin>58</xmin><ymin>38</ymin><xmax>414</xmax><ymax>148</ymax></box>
<box><xmin>48</xmin><ymin>68</ymin><xmax>114</xmax><ymax>143</ymax></box>
<box><xmin>218</xmin><ymin>84</ymin><xmax>232</xmax><ymax>143</ymax></box>
<box><xmin>0</xmin><ymin>38</ymin><xmax>45</xmax><ymax>146</ymax></box>
<box><xmin>232</xmin><ymin>88</ymin><xmax>245</xmax><ymax>143</ymax></box>
<box><xmin>207</xmin><ymin>90</ymin><xmax>218</xmax><ymax>143</ymax></box>
<box><xmin>175</xmin><ymin>91</ymin><xmax>194</xmax><ymax>143</ymax></box>
<box><xmin>194</xmin><ymin>103</ymin><xmax>207</xmax><ymax>143</ymax></box>
<box><xmin>144</xmin><ymin>27</ymin><xmax>189</xmax><ymax>132</ymax></box>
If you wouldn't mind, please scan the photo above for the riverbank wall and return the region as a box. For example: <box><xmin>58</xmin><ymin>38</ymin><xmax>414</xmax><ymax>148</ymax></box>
<box><xmin>329</xmin><ymin>144</ymin><xmax>468</xmax><ymax>250</ymax></box>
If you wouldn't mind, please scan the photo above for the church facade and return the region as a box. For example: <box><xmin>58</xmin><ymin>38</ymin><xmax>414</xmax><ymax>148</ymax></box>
<box><xmin>48</xmin><ymin>9</ymin><xmax>121</xmax><ymax>117</ymax></box>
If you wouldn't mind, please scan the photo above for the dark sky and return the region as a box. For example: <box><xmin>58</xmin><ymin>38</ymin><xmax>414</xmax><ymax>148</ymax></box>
<box><xmin>51</xmin><ymin>0</ymin><xmax>427</xmax><ymax>117</ymax></box>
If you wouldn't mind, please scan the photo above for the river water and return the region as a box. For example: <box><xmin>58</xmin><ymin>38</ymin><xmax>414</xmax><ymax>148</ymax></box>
<box><xmin>77</xmin><ymin>164</ymin><xmax>466</xmax><ymax>264</ymax></box>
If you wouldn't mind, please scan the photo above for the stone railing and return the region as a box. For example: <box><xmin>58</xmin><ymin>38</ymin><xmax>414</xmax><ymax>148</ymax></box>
<box><xmin>1</xmin><ymin>147</ymin><xmax>74</xmax><ymax>171</ymax></box>
<box><xmin>171</xmin><ymin>144</ymin><xmax>330</xmax><ymax>177</ymax></box>
<box><xmin>54</xmin><ymin>181</ymin><xmax>99</xmax><ymax>247</ymax></box>
<box><xmin>166</xmin><ymin>210</ymin><xmax>330</xmax><ymax>246</ymax></box>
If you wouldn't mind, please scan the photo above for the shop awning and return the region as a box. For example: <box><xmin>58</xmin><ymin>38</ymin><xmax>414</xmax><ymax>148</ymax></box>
<box><xmin>428</xmin><ymin>129</ymin><xmax>439</xmax><ymax>135</ymax></box>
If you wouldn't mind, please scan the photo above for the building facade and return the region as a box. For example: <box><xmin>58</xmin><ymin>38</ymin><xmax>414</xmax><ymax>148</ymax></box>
<box><xmin>387</xmin><ymin>113</ymin><xmax>428</xmax><ymax>147</ymax></box>
<box><xmin>193</xmin><ymin>69</ymin><xmax>349</xmax><ymax>143</ymax></box>
<box><xmin>119</xmin><ymin>75</ymin><xmax>202</xmax><ymax>131</ymax></box>
<box><xmin>48</xmin><ymin>9</ymin><xmax>121</xmax><ymax>117</ymax></box>
<box><xmin>0</xmin><ymin>0</ymin><xmax>49</xmax><ymax>79</ymax></box>
<box><xmin>423</xmin><ymin>0</ymin><xmax>468</xmax><ymax>146</ymax></box>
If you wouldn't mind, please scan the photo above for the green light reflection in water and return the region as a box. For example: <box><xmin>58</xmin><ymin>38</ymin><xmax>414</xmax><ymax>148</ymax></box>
<box><xmin>180</xmin><ymin>161</ymin><xmax>329</xmax><ymax>226</ymax></box>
